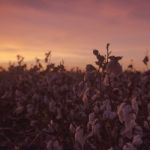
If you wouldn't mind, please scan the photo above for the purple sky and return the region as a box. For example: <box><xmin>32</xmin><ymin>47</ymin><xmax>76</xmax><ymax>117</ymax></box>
<box><xmin>0</xmin><ymin>0</ymin><xmax>150</xmax><ymax>70</ymax></box>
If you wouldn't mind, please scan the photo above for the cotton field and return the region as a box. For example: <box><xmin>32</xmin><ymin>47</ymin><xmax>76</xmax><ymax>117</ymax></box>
<box><xmin>0</xmin><ymin>48</ymin><xmax>150</xmax><ymax>150</ymax></box>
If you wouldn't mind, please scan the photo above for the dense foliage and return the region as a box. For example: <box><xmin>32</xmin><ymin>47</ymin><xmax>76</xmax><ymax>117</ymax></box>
<box><xmin>0</xmin><ymin>45</ymin><xmax>150</xmax><ymax>150</ymax></box>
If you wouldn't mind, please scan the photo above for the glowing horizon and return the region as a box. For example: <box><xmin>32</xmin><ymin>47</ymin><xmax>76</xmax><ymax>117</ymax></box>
<box><xmin>0</xmin><ymin>0</ymin><xmax>150</xmax><ymax>70</ymax></box>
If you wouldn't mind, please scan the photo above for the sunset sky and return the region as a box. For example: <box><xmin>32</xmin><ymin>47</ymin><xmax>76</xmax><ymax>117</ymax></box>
<box><xmin>0</xmin><ymin>0</ymin><xmax>150</xmax><ymax>70</ymax></box>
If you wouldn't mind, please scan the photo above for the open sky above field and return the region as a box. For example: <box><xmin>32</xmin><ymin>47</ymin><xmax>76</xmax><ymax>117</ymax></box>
<box><xmin>0</xmin><ymin>0</ymin><xmax>150</xmax><ymax>70</ymax></box>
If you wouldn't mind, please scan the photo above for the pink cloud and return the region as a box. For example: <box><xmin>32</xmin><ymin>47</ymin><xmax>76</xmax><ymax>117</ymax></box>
<box><xmin>0</xmin><ymin>0</ymin><xmax>149</xmax><ymax>70</ymax></box>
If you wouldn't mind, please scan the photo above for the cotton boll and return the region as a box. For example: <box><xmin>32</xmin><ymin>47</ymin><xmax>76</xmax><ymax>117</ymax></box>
<box><xmin>93</xmin><ymin>104</ymin><xmax>100</xmax><ymax>114</ymax></box>
<box><xmin>124</xmin><ymin>113</ymin><xmax>136</xmax><ymax>129</ymax></box>
<box><xmin>117</xmin><ymin>102</ymin><xmax>126</xmax><ymax>123</ymax></box>
<box><xmin>1</xmin><ymin>91</ymin><xmax>11</xmax><ymax>99</ymax></box>
<box><xmin>91</xmin><ymin>94</ymin><xmax>98</xmax><ymax>101</ymax></box>
<box><xmin>91</xmin><ymin>89</ymin><xmax>100</xmax><ymax>101</ymax></box>
<box><xmin>123</xmin><ymin>143</ymin><xmax>137</xmax><ymax>150</ymax></box>
<box><xmin>144</xmin><ymin>116</ymin><xmax>150</xmax><ymax>130</ymax></box>
<box><xmin>132</xmin><ymin>135</ymin><xmax>143</xmax><ymax>146</ymax></box>
<box><xmin>88</xmin><ymin>112</ymin><xmax>95</xmax><ymax>124</ymax></box>
<box><xmin>100</xmin><ymin>102</ymin><xmax>106</xmax><ymax>111</ymax></box>
<box><xmin>53</xmin><ymin>140</ymin><xmax>63</xmax><ymax>150</ymax></box>
<box><xmin>15</xmin><ymin>89</ymin><xmax>22</xmax><ymax>97</ymax></box>
<box><xmin>47</xmin><ymin>140</ymin><xmax>52</xmax><ymax>150</ymax></box>
<box><xmin>131</xmin><ymin>97</ymin><xmax>139</xmax><ymax>115</ymax></box>
<box><xmin>15</xmin><ymin>104</ymin><xmax>24</xmax><ymax>115</ymax></box>
<box><xmin>82</xmin><ymin>91</ymin><xmax>88</xmax><ymax>105</ymax></box>
<box><xmin>87</xmin><ymin>112</ymin><xmax>95</xmax><ymax>130</ymax></box>
<box><xmin>82</xmin><ymin>92</ymin><xmax>89</xmax><ymax>107</ymax></box>
<box><xmin>30</xmin><ymin>120</ymin><xmax>37</xmax><ymax>127</ymax></box>
<box><xmin>117</xmin><ymin>103</ymin><xmax>132</xmax><ymax>123</ymax></box>
<box><xmin>123</xmin><ymin>105</ymin><xmax>133</xmax><ymax>122</ymax></box>
<box><xmin>75</xmin><ymin>126</ymin><xmax>85</xmax><ymax>147</ymax></box>
<box><xmin>105</xmin><ymin>99</ymin><xmax>111</xmax><ymax>111</ymax></box>
<box><xmin>48</xmin><ymin>120</ymin><xmax>57</xmax><ymax>133</ymax></box>
<box><xmin>87</xmin><ymin>119</ymin><xmax>101</xmax><ymax>142</ymax></box>
<box><xmin>69</xmin><ymin>123</ymin><xmax>76</xmax><ymax>134</ymax></box>
<box><xmin>103</xmin><ymin>109</ymin><xmax>116</xmax><ymax>120</ymax></box>
<box><xmin>46</xmin><ymin>138</ymin><xmax>63</xmax><ymax>150</ymax></box>
<box><xmin>122</xmin><ymin>118</ymin><xmax>136</xmax><ymax>139</ymax></box>
<box><xmin>100</xmin><ymin>99</ymin><xmax>111</xmax><ymax>112</ymax></box>
<box><xmin>91</xmin><ymin>119</ymin><xmax>101</xmax><ymax>136</ymax></box>
<box><xmin>103</xmin><ymin>110</ymin><xmax>110</xmax><ymax>119</ymax></box>
<box><xmin>133</xmin><ymin>126</ymin><xmax>143</xmax><ymax>137</ymax></box>
<box><xmin>121</xmin><ymin>127</ymin><xmax>133</xmax><ymax>139</ymax></box>
<box><xmin>144</xmin><ymin>120</ymin><xmax>150</xmax><ymax>130</ymax></box>
<box><xmin>103</xmin><ymin>75</ymin><xmax>110</xmax><ymax>86</ymax></box>
<box><xmin>50</xmin><ymin>120</ymin><xmax>54</xmax><ymax>125</ymax></box>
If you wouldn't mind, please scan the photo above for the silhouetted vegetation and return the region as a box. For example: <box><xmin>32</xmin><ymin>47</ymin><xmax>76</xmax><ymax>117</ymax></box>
<box><xmin>0</xmin><ymin>44</ymin><xmax>150</xmax><ymax>150</ymax></box>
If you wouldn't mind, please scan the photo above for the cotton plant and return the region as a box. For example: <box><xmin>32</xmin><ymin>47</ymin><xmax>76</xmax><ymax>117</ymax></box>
<box><xmin>131</xmin><ymin>96</ymin><xmax>139</xmax><ymax>115</ymax></box>
<box><xmin>78</xmin><ymin>86</ymin><xmax>85</xmax><ymax>98</ymax></box>
<box><xmin>133</xmin><ymin>125</ymin><xmax>143</xmax><ymax>137</ymax></box>
<box><xmin>87</xmin><ymin>112</ymin><xmax>96</xmax><ymax>131</ymax></box>
<box><xmin>121</xmin><ymin>112</ymin><xmax>137</xmax><ymax>139</ymax></box>
<box><xmin>82</xmin><ymin>83</ymin><xmax>100</xmax><ymax>106</ymax></box>
<box><xmin>75</xmin><ymin>126</ymin><xmax>85</xmax><ymax>148</ymax></box>
<box><xmin>47</xmin><ymin>137</ymin><xmax>63</xmax><ymax>150</ymax></box>
<box><xmin>84</xmin><ymin>64</ymin><xmax>97</xmax><ymax>83</ymax></box>
<box><xmin>107</xmin><ymin>147</ymin><xmax>114</xmax><ymax>150</ymax></box>
<box><xmin>14</xmin><ymin>102</ymin><xmax>24</xmax><ymax>115</ymax></box>
<box><xmin>47</xmin><ymin>120</ymin><xmax>59</xmax><ymax>134</ymax></box>
<box><xmin>100</xmin><ymin>99</ymin><xmax>111</xmax><ymax>112</ymax></box>
<box><xmin>123</xmin><ymin>142</ymin><xmax>137</xmax><ymax>150</ymax></box>
<box><xmin>91</xmin><ymin>119</ymin><xmax>101</xmax><ymax>141</ymax></box>
<box><xmin>98</xmin><ymin>98</ymin><xmax>116</xmax><ymax>120</ymax></box>
<box><xmin>69</xmin><ymin>123</ymin><xmax>76</xmax><ymax>135</ymax></box>
<box><xmin>103</xmin><ymin>110</ymin><xmax>117</xmax><ymax>120</ymax></box>
<box><xmin>15</xmin><ymin>89</ymin><xmax>23</xmax><ymax>101</ymax></box>
<box><xmin>91</xmin><ymin>89</ymin><xmax>101</xmax><ymax>101</ymax></box>
<box><xmin>82</xmin><ymin>87</ymin><xmax>90</xmax><ymax>107</ymax></box>
<box><xmin>52</xmin><ymin>140</ymin><xmax>63</xmax><ymax>150</ymax></box>
<box><xmin>0</xmin><ymin>49</ymin><xmax>150</xmax><ymax>149</ymax></box>
<box><xmin>106</xmin><ymin>56</ymin><xmax>122</xmax><ymax>76</ymax></box>
<box><xmin>117</xmin><ymin>102</ymin><xmax>139</xmax><ymax>139</ymax></box>
<box><xmin>117</xmin><ymin>102</ymin><xmax>133</xmax><ymax>124</ymax></box>
<box><xmin>144</xmin><ymin>116</ymin><xmax>150</xmax><ymax>130</ymax></box>
<box><xmin>105</xmin><ymin>56</ymin><xmax>122</xmax><ymax>84</ymax></box>
<box><xmin>93</xmin><ymin>101</ymin><xmax>100</xmax><ymax>114</ymax></box>
<box><xmin>132</xmin><ymin>134</ymin><xmax>143</xmax><ymax>147</ymax></box>
<box><xmin>128</xmin><ymin>125</ymin><xmax>143</xmax><ymax>149</ymax></box>
<box><xmin>30</xmin><ymin>120</ymin><xmax>37</xmax><ymax>127</ymax></box>
<box><xmin>1</xmin><ymin>90</ymin><xmax>12</xmax><ymax>99</ymax></box>
<box><xmin>143</xmin><ymin>103</ymin><xmax>150</xmax><ymax>131</ymax></box>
